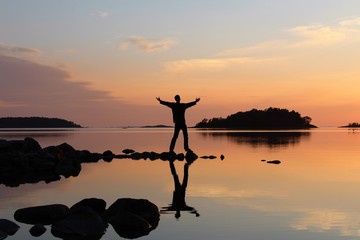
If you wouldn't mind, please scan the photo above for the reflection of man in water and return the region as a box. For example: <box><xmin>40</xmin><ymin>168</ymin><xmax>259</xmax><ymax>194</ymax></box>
<box><xmin>161</xmin><ymin>159</ymin><xmax>200</xmax><ymax>219</ymax></box>
<box><xmin>156</xmin><ymin>95</ymin><xmax>200</xmax><ymax>152</ymax></box>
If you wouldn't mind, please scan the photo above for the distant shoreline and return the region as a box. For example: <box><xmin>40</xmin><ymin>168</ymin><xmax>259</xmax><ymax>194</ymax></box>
<box><xmin>0</xmin><ymin>117</ymin><xmax>82</xmax><ymax>128</ymax></box>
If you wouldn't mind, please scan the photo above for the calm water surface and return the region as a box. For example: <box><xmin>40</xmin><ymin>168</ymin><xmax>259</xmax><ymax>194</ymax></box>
<box><xmin>1</xmin><ymin>127</ymin><xmax>360</xmax><ymax>240</ymax></box>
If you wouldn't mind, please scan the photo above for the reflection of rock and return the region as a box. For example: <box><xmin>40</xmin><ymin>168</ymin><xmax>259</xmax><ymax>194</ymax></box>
<box><xmin>0</xmin><ymin>219</ymin><xmax>20</xmax><ymax>238</ymax></box>
<box><xmin>106</xmin><ymin>198</ymin><xmax>160</xmax><ymax>239</ymax></box>
<box><xmin>51</xmin><ymin>206</ymin><xmax>108</xmax><ymax>240</ymax></box>
<box><xmin>9</xmin><ymin>198</ymin><xmax>159</xmax><ymax>240</ymax></box>
<box><xmin>0</xmin><ymin>138</ymin><xmax>102</xmax><ymax>187</ymax></box>
<box><xmin>185</xmin><ymin>151</ymin><xmax>198</xmax><ymax>163</ymax></box>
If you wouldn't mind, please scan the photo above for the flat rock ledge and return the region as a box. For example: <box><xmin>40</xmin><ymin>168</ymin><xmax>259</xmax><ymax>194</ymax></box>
<box><xmin>0</xmin><ymin>138</ymin><xmax>223</xmax><ymax>187</ymax></box>
<box><xmin>1</xmin><ymin>197</ymin><xmax>159</xmax><ymax>240</ymax></box>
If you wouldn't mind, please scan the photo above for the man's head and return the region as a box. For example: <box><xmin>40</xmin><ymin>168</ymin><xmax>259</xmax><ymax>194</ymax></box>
<box><xmin>174</xmin><ymin>95</ymin><xmax>181</xmax><ymax>103</ymax></box>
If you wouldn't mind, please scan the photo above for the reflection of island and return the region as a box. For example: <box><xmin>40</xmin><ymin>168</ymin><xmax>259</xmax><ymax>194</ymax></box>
<box><xmin>161</xmin><ymin>151</ymin><xmax>200</xmax><ymax>219</ymax></box>
<box><xmin>200</xmin><ymin>131</ymin><xmax>311</xmax><ymax>148</ymax></box>
<box><xmin>340</xmin><ymin>122</ymin><xmax>360</xmax><ymax>128</ymax></box>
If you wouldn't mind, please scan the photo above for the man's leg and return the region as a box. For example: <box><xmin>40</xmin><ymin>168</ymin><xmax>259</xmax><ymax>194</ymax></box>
<box><xmin>182</xmin><ymin>124</ymin><xmax>189</xmax><ymax>151</ymax></box>
<box><xmin>170</xmin><ymin>124</ymin><xmax>181</xmax><ymax>152</ymax></box>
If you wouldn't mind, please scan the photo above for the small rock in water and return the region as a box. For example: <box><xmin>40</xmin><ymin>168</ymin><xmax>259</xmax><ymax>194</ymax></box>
<box><xmin>267</xmin><ymin>160</ymin><xmax>281</xmax><ymax>164</ymax></box>
<box><xmin>220</xmin><ymin>154</ymin><xmax>225</xmax><ymax>160</ymax></box>
<box><xmin>122</xmin><ymin>149</ymin><xmax>135</xmax><ymax>154</ymax></box>
<box><xmin>30</xmin><ymin>224</ymin><xmax>46</xmax><ymax>237</ymax></box>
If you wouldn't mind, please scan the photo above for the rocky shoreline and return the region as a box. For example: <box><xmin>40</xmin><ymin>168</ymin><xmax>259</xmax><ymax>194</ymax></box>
<box><xmin>0</xmin><ymin>137</ymin><xmax>224</xmax><ymax>239</ymax></box>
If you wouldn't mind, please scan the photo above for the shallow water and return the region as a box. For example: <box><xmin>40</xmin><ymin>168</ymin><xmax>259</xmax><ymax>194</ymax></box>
<box><xmin>1</xmin><ymin>127</ymin><xmax>360</xmax><ymax>239</ymax></box>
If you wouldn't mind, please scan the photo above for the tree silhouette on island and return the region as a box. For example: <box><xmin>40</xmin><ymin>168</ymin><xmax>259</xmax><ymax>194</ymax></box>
<box><xmin>195</xmin><ymin>107</ymin><xmax>317</xmax><ymax>129</ymax></box>
<box><xmin>0</xmin><ymin>117</ymin><xmax>81</xmax><ymax>128</ymax></box>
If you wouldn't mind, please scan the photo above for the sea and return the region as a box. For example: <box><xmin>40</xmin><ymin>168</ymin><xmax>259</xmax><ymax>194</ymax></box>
<box><xmin>1</xmin><ymin>127</ymin><xmax>360</xmax><ymax>240</ymax></box>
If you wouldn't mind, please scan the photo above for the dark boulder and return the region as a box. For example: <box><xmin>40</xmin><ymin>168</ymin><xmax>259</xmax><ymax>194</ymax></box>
<box><xmin>51</xmin><ymin>206</ymin><xmax>107</xmax><ymax>240</ymax></box>
<box><xmin>0</xmin><ymin>219</ymin><xmax>20</xmax><ymax>236</ymax></box>
<box><xmin>57</xmin><ymin>143</ymin><xmax>77</xmax><ymax>158</ymax></box>
<box><xmin>14</xmin><ymin>204</ymin><xmax>69</xmax><ymax>225</ymax></box>
<box><xmin>102</xmin><ymin>150</ymin><xmax>114</xmax><ymax>162</ymax></box>
<box><xmin>148</xmin><ymin>151</ymin><xmax>160</xmax><ymax>160</ymax></box>
<box><xmin>22</xmin><ymin>137</ymin><xmax>42</xmax><ymax>153</ymax></box>
<box><xmin>30</xmin><ymin>224</ymin><xmax>47</xmax><ymax>237</ymax></box>
<box><xmin>0</xmin><ymin>230</ymin><xmax>7</xmax><ymax>240</ymax></box>
<box><xmin>122</xmin><ymin>149</ymin><xmax>135</xmax><ymax>154</ymax></box>
<box><xmin>267</xmin><ymin>160</ymin><xmax>281</xmax><ymax>164</ymax></box>
<box><xmin>160</xmin><ymin>152</ymin><xmax>176</xmax><ymax>161</ymax></box>
<box><xmin>70</xmin><ymin>198</ymin><xmax>107</xmax><ymax>215</ymax></box>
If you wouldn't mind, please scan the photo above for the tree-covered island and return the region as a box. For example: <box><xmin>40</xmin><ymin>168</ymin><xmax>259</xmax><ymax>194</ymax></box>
<box><xmin>195</xmin><ymin>107</ymin><xmax>317</xmax><ymax>129</ymax></box>
<box><xmin>0</xmin><ymin>117</ymin><xmax>82</xmax><ymax>128</ymax></box>
<box><xmin>340</xmin><ymin>122</ymin><xmax>360</xmax><ymax>128</ymax></box>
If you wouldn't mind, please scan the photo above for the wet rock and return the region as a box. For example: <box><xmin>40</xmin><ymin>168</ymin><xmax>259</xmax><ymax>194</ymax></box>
<box><xmin>14</xmin><ymin>204</ymin><xmax>69</xmax><ymax>225</ymax></box>
<box><xmin>160</xmin><ymin>152</ymin><xmax>176</xmax><ymax>161</ymax></box>
<box><xmin>79</xmin><ymin>152</ymin><xmax>102</xmax><ymax>163</ymax></box>
<box><xmin>70</xmin><ymin>198</ymin><xmax>107</xmax><ymax>215</ymax></box>
<box><xmin>57</xmin><ymin>143</ymin><xmax>77</xmax><ymax>158</ymax></box>
<box><xmin>267</xmin><ymin>160</ymin><xmax>281</xmax><ymax>164</ymax></box>
<box><xmin>51</xmin><ymin>206</ymin><xmax>107</xmax><ymax>240</ymax></box>
<box><xmin>130</xmin><ymin>152</ymin><xmax>143</xmax><ymax>160</ymax></box>
<box><xmin>0</xmin><ymin>230</ymin><xmax>7</xmax><ymax>240</ymax></box>
<box><xmin>22</xmin><ymin>137</ymin><xmax>42</xmax><ymax>153</ymax></box>
<box><xmin>122</xmin><ymin>149</ymin><xmax>135</xmax><ymax>154</ymax></box>
<box><xmin>0</xmin><ymin>219</ymin><xmax>20</xmax><ymax>236</ymax></box>
<box><xmin>30</xmin><ymin>224</ymin><xmax>46</xmax><ymax>237</ymax></box>
<box><xmin>113</xmin><ymin>154</ymin><xmax>129</xmax><ymax>159</ymax></box>
<box><xmin>200</xmin><ymin>155</ymin><xmax>216</xmax><ymax>159</ymax></box>
<box><xmin>102</xmin><ymin>150</ymin><xmax>114</xmax><ymax>162</ymax></box>
<box><xmin>148</xmin><ymin>151</ymin><xmax>160</xmax><ymax>160</ymax></box>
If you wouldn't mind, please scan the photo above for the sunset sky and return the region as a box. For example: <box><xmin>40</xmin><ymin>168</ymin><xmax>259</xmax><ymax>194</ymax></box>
<box><xmin>1</xmin><ymin>0</ymin><xmax>360</xmax><ymax>127</ymax></box>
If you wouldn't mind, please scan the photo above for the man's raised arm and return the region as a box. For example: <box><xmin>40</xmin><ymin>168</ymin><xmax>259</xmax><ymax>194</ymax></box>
<box><xmin>186</xmin><ymin>98</ymin><xmax>200</xmax><ymax>108</ymax></box>
<box><xmin>156</xmin><ymin>97</ymin><xmax>171</xmax><ymax>107</ymax></box>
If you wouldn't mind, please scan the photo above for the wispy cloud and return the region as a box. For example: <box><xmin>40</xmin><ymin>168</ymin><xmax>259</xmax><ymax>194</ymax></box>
<box><xmin>165</xmin><ymin>57</ymin><xmax>284</xmax><ymax>73</ymax></box>
<box><xmin>119</xmin><ymin>36</ymin><xmax>175</xmax><ymax>52</ymax></box>
<box><xmin>97</xmin><ymin>11</ymin><xmax>110</xmax><ymax>18</ymax></box>
<box><xmin>167</xmin><ymin>17</ymin><xmax>360</xmax><ymax>74</ymax></box>
<box><xmin>288</xmin><ymin>17</ymin><xmax>360</xmax><ymax>47</ymax></box>
<box><xmin>0</xmin><ymin>43</ymin><xmax>40</xmax><ymax>55</ymax></box>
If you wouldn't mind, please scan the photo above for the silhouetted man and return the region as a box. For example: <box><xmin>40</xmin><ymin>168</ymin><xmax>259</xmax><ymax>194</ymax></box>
<box><xmin>156</xmin><ymin>95</ymin><xmax>200</xmax><ymax>152</ymax></box>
